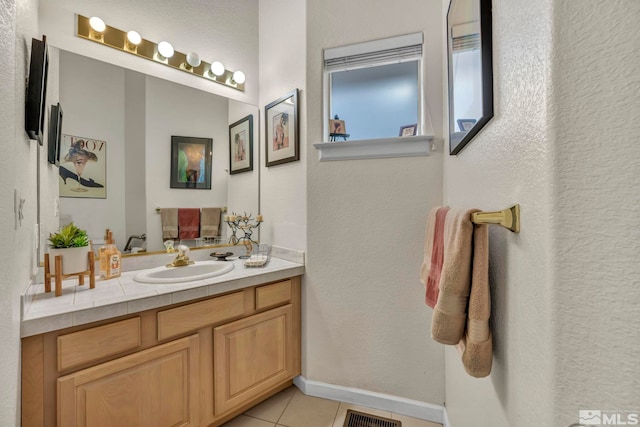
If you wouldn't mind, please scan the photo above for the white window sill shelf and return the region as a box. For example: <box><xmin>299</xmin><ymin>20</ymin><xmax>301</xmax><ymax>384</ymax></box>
<box><xmin>313</xmin><ymin>135</ymin><xmax>433</xmax><ymax>161</ymax></box>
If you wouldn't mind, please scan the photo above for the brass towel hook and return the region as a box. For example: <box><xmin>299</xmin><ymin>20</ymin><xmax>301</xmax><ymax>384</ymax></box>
<box><xmin>471</xmin><ymin>204</ymin><xmax>520</xmax><ymax>232</ymax></box>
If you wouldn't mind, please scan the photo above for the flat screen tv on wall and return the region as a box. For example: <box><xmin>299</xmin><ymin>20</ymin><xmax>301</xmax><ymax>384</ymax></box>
<box><xmin>25</xmin><ymin>35</ymin><xmax>49</xmax><ymax>144</ymax></box>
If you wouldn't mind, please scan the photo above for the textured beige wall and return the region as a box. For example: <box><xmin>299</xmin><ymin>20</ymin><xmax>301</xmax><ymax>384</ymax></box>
<box><xmin>551</xmin><ymin>1</ymin><xmax>640</xmax><ymax>425</ymax></box>
<box><xmin>444</xmin><ymin>1</ymin><xmax>640</xmax><ymax>427</ymax></box>
<box><xmin>443</xmin><ymin>0</ymin><xmax>556</xmax><ymax>425</ymax></box>
<box><xmin>1</xmin><ymin>0</ymin><xmax>40</xmax><ymax>425</ymax></box>
<box><xmin>304</xmin><ymin>0</ymin><xmax>445</xmax><ymax>404</ymax></box>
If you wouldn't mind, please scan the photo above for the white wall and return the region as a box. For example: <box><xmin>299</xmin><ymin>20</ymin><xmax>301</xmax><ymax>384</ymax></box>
<box><xmin>124</xmin><ymin>69</ymin><xmax>147</xmax><ymax>240</ymax></box>
<box><xmin>227</xmin><ymin>100</ymin><xmax>260</xmax><ymax>227</ymax></box>
<box><xmin>38</xmin><ymin>0</ymin><xmax>259</xmax><ymax>105</ymax></box>
<box><xmin>144</xmin><ymin>76</ymin><xmax>229</xmax><ymax>252</ymax></box>
<box><xmin>550</xmin><ymin>1</ymin><xmax>640</xmax><ymax>425</ymax></box>
<box><xmin>304</xmin><ymin>0</ymin><xmax>445</xmax><ymax>405</ymax></box>
<box><xmin>59</xmin><ymin>50</ymin><xmax>127</xmax><ymax>246</ymax></box>
<box><xmin>259</xmin><ymin>0</ymin><xmax>307</xmax><ymax>251</ymax></box>
<box><xmin>1</xmin><ymin>0</ymin><xmax>40</xmax><ymax>424</ymax></box>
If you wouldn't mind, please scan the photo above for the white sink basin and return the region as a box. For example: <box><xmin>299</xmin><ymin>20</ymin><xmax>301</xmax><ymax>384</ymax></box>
<box><xmin>133</xmin><ymin>260</ymin><xmax>234</xmax><ymax>284</ymax></box>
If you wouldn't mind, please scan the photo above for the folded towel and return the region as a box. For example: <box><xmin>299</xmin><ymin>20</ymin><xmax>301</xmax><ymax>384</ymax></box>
<box><xmin>160</xmin><ymin>208</ymin><xmax>178</xmax><ymax>239</ymax></box>
<box><xmin>200</xmin><ymin>207</ymin><xmax>221</xmax><ymax>237</ymax></box>
<box><xmin>420</xmin><ymin>208</ymin><xmax>437</xmax><ymax>291</ymax></box>
<box><xmin>431</xmin><ymin>208</ymin><xmax>479</xmax><ymax>345</ymax></box>
<box><xmin>178</xmin><ymin>208</ymin><xmax>200</xmax><ymax>239</ymax></box>
<box><xmin>421</xmin><ymin>207</ymin><xmax>450</xmax><ymax>308</ymax></box>
<box><xmin>458</xmin><ymin>222</ymin><xmax>492</xmax><ymax>377</ymax></box>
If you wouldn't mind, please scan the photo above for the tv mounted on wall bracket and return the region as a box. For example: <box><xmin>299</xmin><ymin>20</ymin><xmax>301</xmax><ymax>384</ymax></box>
<box><xmin>25</xmin><ymin>35</ymin><xmax>49</xmax><ymax>144</ymax></box>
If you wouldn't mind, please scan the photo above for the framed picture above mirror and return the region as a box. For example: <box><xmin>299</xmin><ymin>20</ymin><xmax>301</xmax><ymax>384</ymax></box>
<box><xmin>447</xmin><ymin>0</ymin><xmax>493</xmax><ymax>155</ymax></box>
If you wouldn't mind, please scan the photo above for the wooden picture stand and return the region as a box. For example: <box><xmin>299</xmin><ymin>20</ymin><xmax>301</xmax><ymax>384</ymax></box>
<box><xmin>44</xmin><ymin>251</ymin><xmax>96</xmax><ymax>297</ymax></box>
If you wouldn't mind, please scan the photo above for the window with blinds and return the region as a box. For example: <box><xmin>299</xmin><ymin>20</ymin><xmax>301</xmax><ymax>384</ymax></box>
<box><xmin>323</xmin><ymin>33</ymin><xmax>424</xmax><ymax>141</ymax></box>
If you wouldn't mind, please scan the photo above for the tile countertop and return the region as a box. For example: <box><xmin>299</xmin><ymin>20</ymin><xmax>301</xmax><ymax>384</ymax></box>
<box><xmin>21</xmin><ymin>246</ymin><xmax>305</xmax><ymax>338</ymax></box>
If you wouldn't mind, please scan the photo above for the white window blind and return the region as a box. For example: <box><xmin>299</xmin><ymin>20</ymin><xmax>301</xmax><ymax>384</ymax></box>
<box><xmin>324</xmin><ymin>32</ymin><xmax>423</xmax><ymax>72</ymax></box>
<box><xmin>451</xmin><ymin>22</ymin><xmax>480</xmax><ymax>52</ymax></box>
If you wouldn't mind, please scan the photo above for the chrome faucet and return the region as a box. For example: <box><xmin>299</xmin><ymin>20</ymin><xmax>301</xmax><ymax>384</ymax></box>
<box><xmin>166</xmin><ymin>245</ymin><xmax>194</xmax><ymax>267</ymax></box>
<box><xmin>124</xmin><ymin>233</ymin><xmax>146</xmax><ymax>252</ymax></box>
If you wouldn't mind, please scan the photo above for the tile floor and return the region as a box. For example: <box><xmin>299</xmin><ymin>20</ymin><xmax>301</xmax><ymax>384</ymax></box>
<box><xmin>222</xmin><ymin>386</ymin><xmax>442</xmax><ymax>427</ymax></box>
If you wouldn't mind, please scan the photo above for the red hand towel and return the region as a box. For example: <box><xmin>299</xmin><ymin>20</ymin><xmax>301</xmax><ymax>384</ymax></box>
<box><xmin>178</xmin><ymin>208</ymin><xmax>200</xmax><ymax>239</ymax></box>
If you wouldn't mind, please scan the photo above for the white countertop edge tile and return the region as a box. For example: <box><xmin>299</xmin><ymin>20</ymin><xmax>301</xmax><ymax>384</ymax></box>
<box><xmin>21</xmin><ymin>256</ymin><xmax>304</xmax><ymax>337</ymax></box>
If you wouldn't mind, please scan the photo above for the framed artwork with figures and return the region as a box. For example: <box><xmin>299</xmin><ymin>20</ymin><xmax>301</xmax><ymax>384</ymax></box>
<box><xmin>170</xmin><ymin>136</ymin><xmax>212</xmax><ymax>189</ymax></box>
<box><xmin>265</xmin><ymin>89</ymin><xmax>299</xmax><ymax>167</ymax></box>
<box><xmin>59</xmin><ymin>134</ymin><xmax>106</xmax><ymax>199</ymax></box>
<box><xmin>229</xmin><ymin>114</ymin><xmax>253</xmax><ymax>175</ymax></box>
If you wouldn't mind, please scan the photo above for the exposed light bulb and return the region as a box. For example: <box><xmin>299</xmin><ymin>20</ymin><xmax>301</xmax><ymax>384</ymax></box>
<box><xmin>89</xmin><ymin>16</ymin><xmax>106</xmax><ymax>33</ymax></box>
<box><xmin>232</xmin><ymin>70</ymin><xmax>246</xmax><ymax>84</ymax></box>
<box><xmin>157</xmin><ymin>41</ymin><xmax>174</xmax><ymax>59</ymax></box>
<box><xmin>126</xmin><ymin>30</ymin><xmax>141</xmax><ymax>45</ymax></box>
<box><xmin>209</xmin><ymin>61</ymin><xmax>225</xmax><ymax>77</ymax></box>
<box><xmin>186</xmin><ymin>52</ymin><xmax>201</xmax><ymax>68</ymax></box>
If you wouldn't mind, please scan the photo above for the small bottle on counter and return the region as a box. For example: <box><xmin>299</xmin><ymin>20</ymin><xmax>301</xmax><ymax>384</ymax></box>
<box><xmin>99</xmin><ymin>229</ymin><xmax>122</xmax><ymax>279</ymax></box>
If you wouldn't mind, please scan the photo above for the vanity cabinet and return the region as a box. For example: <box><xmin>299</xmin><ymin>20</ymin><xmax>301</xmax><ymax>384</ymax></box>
<box><xmin>57</xmin><ymin>335</ymin><xmax>200</xmax><ymax>427</ymax></box>
<box><xmin>213</xmin><ymin>304</ymin><xmax>295</xmax><ymax>415</ymax></box>
<box><xmin>21</xmin><ymin>276</ymin><xmax>301</xmax><ymax>427</ymax></box>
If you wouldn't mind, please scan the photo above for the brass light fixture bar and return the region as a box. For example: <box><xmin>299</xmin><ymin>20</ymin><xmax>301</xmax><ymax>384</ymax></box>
<box><xmin>471</xmin><ymin>204</ymin><xmax>520</xmax><ymax>232</ymax></box>
<box><xmin>76</xmin><ymin>14</ymin><xmax>245</xmax><ymax>92</ymax></box>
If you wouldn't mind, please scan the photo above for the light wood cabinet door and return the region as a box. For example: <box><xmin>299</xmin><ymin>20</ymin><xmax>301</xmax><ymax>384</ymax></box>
<box><xmin>57</xmin><ymin>335</ymin><xmax>200</xmax><ymax>427</ymax></box>
<box><xmin>213</xmin><ymin>304</ymin><xmax>294</xmax><ymax>416</ymax></box>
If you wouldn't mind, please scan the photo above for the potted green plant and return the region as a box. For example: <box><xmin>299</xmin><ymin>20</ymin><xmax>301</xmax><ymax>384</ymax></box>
<box><xmin>48</xmin><ymin>223</ymin><xmax>91</xmax><ymax>275</ymax></box>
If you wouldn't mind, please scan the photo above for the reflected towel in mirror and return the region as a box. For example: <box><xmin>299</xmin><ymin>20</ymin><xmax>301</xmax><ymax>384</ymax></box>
<box><xmin>201</xmin><ymin>207</ymin><xmax>221</xmax><ymax>237</ymax></box>
<box><xmin>178</xmin><ymin>208</ymin><xmax>200</xmax><ymax>239</ymax></box>
<box><xmin>160</xmin><ymin>208</ymin><xmax>178</xmax><ymax>239</ymax></box>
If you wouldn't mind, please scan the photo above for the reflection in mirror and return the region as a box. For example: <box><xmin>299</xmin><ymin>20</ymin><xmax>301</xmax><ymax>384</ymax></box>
<box><xmin>447</xmin><ymin>0</ymin><xmax>493</xmax><ymax>155</ymax></box>
<box><xmin>54</xmin><ymin>50</ymin><xmax>259</xmax><ymax>255</ymax></box>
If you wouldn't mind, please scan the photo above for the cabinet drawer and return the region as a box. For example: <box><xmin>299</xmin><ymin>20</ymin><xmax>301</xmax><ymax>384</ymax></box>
<box><xmin>57</xmin><ymin>317</ymin><xmax>141</xmax><ymax>372</ymax></box>
<box><xmin>255</xmin><ymin>280</ymin><xmax>292</xmax><ymax>311</ymax></box>
<box><xmin>157</xmin><ymin>291</ymin><xmax>245</xmax><ymax>341</ymax></box>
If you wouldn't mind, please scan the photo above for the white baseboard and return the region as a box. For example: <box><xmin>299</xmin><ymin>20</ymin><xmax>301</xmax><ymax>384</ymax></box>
<box><xmin>443</xmin><ymin>407</ymin><xmax>451</xmax><ymax>427</ymax></box>
<box><xmin>293</xmin><ymin>376</ymin><xmax>445</xmax><ymax>425</ymax></box>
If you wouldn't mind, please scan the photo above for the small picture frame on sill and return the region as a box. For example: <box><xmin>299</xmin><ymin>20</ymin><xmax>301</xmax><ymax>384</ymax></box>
<box><xmin>399</xmin><ymin>124</ymin><xmax>417</xmax><ymax>137</ymax></box>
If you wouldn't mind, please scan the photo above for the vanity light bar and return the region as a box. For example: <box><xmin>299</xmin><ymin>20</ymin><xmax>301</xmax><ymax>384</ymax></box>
<box><xmin>76</xmin><ymin>14</ymin><xmax>245</xmax><ymax>92</ymax></box>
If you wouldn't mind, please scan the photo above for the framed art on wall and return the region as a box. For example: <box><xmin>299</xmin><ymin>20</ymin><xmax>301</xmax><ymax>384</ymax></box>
<box><xmin>59</xmin><ymin>134</ymin><xmax>106</xmax><ymax>198</ymax></box>
<box><xmin>229</xmin><ymin>115</ymin><xmax>253</xmax><ymax>175</ymax></box>
<box><xmin>170</xmin><ymin>136</ymin><xmax>212</xmax><ymax>189</ymax></box>
<box><xmin>265</xmin><ymin>89</ymin><xmax>299</xmax><ymax>167</ymax></box>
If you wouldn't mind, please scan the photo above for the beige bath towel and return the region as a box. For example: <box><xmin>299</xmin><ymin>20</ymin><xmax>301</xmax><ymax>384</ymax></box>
<box><xmin>458</xmin><ymin>222</ymin><xmax>492</xmax><ymax>378</ymax></box>
<box><xmin>200</xmin><ymin>207</ymin><xmax>221</xmax><ymax>237</ymax></box>
<box><xmin>160</xmin><ymin>208</ymin><xmax>178</xmax><ymax>239</ymax></box>
<box><xmin>431</xmin><ymin>208</ymin><xmax>479</xmax><ymax>345</ymax></box>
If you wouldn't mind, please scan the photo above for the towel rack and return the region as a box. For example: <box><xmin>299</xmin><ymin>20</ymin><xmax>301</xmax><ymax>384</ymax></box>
<box><xmin>156</xmin><ymin>206</ymin><xmax>227</xmax><ymax>213</ymax></box>
<box><xmin>471</xmin><ymin>204</ymin><xmax>520</xmax><ymax>232</ymax></box>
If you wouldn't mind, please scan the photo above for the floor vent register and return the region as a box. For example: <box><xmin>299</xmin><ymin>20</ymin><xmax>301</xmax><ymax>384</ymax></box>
<box><xmin>343</xmin><ymin>409</ymin><xmax>402</xmax><ymax>427</ymax></box>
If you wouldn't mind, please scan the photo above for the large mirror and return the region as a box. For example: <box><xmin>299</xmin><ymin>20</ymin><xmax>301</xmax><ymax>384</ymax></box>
<box><xmin>54</xmin><ymin>50</ymin><xmax>259</xmax><ymax>254</ymax></box>
<box><xmin>447</xmin><ymin>0</ymin><xmax>493</xmax><ymax>155</ymax></box>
